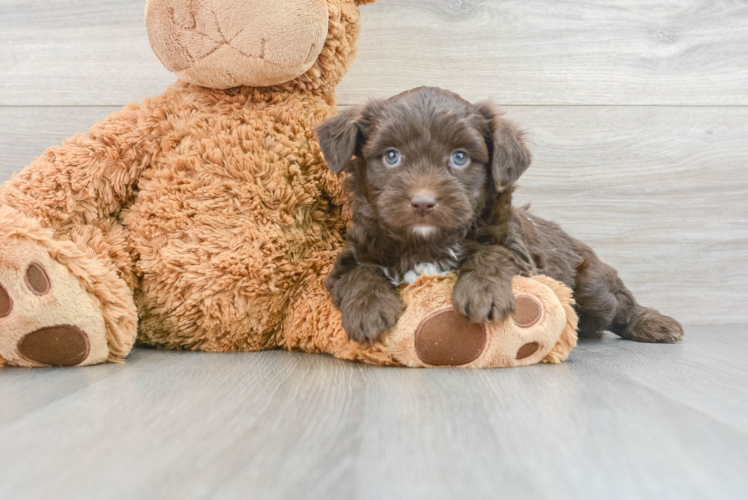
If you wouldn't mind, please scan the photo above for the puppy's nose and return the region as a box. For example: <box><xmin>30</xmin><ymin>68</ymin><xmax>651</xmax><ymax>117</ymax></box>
<box><xmin>410</xmin><ymin>193</ymin><xmax>437</xmax><ymax>217</ymax></box>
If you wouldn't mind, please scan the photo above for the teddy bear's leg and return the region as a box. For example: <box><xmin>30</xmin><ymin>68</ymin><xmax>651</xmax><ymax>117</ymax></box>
<box><xmin>0</xmin><ymin>207</ymin><xmax>138</xmax><ymax>367</ymax></box>
<box><xmin>0</xmin><ymin>104</ymin><xmax>153</xmax><ymax>366</ymax></box>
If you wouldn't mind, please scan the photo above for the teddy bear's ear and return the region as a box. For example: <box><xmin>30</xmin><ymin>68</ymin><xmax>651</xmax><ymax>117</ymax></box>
<box><xmin>355</xmin><ymin>0</ymin><xmax>378</xmax><ymax>5</ymax></box>
<box><xmin>316</xmin><ymin>101</ymin><xmax>380</xmax><ymax>174</ymax></box>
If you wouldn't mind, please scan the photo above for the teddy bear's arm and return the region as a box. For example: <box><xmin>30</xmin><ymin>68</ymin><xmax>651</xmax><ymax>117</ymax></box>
<box><xmin>0</xmin><ymin>102</ymin><xmax>158</xmax><ymax>235</ymax></box>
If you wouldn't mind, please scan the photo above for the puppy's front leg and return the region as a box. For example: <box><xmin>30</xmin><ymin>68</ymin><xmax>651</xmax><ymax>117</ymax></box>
<box><xmin>453</xmin><ymin>245</ymin><xmax>519</xmax><ymax>324</ymax></box>
<box><xmin>326</xmin><ymin>251</ymin><xmax>404</xmax><ymax>343</ymax></box>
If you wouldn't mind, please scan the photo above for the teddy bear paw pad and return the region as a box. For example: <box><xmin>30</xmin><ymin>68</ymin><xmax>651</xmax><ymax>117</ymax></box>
<box><xmin>386</xmin><ymin>275</ymin><xmax>573</xmax><ymax>368</ymax></box>
<box><xmin>0</xmin><ymin>241</ymin><xmax>108</xmax><ymax>367</ymax></box>
<box><xmin>414</xmin><ymin>309</ymin><xmax>487</xmax><ymax>366</ymax></box>
<box><xmin>512</xmin><ymin>295</ymin><xmax>542</xmax><ymax>328</ymax></box>
<box><xmin>515</xmin><ymin>341</ymin><xmax>540</xmax><ymax>360</ymax></box>
<box><xmin>0</xmin><ymin>284</ymin><xmax>11</xmax><ymax>318</ymax></box>
<box><xmin>512</xmin><ymin>295</ymin><xmax>544</xmax><ymax>360</ymax></box>
<box><xmin>18</xmin><ymin>325</ymin><xmax>90</xmax><ymax>367</ymax></box>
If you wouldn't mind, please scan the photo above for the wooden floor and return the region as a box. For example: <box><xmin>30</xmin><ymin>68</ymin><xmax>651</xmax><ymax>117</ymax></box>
<box><xmin>0</xmin><ymin>327</ymin><xmax>747</xmax><ymax>499</ymax></box>
<box><xmin>1</xmin><ymin>0</ymin><xmax>747</xmax><ymax>498</ymax></box>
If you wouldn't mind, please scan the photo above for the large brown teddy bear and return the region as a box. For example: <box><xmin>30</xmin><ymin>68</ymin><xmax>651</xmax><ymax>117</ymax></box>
<box><xmin>0</xmin><ymin>0</ymin><xmax>577</xmax><ymax>369</ymax></box>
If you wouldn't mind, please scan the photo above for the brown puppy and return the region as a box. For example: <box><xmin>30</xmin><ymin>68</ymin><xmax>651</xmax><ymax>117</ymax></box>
<box><xmin>316</xmin><ymin>87</ymin><xmax>683</xmax><ymax>345</ymax></box>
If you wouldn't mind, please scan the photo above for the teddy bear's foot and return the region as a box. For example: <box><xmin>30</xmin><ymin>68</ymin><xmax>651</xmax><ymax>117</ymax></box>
<box><xmin>412</xmin><ymin>295</ymin><xmax>547</xmax><ymax>366</ymax></box>
<box><xmin>0</xmin><ymin>238</ymin><xmax>110</xmax><ymax>367</ymax></box>
<box><xmin>0</xmin><ymin>206</ymin><xmax>138</xmax><ymax>367</ymax></box>
<box><xmin>387</xmin><ymin>275</ymin><xmax>578</xmax><ymax>368</ymax></box>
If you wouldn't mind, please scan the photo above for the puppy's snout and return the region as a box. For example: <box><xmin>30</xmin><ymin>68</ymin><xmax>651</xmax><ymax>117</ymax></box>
<box><xmin>410</xmin><ymin>192</ymin><xmax>437</xmax><ymax>217</ymax></box>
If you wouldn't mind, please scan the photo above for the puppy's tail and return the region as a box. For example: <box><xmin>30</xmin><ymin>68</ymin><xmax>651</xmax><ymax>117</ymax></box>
<box><xmin>574</xmin><ymin>251</ymin><xmax>683</xmax><ymax>344</ymax></box>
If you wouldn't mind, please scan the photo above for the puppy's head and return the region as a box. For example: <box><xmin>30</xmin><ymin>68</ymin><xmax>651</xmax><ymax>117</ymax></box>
<box><xmin>316</xmin><ymin>87</ymin><xmax>531</xmax><ymax>241</ymax></box>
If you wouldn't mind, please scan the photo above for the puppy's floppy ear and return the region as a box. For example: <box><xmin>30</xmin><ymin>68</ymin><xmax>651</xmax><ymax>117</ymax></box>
<box><xmin>477</xmin><ymin>101</ymin><xmax>532</xmax><ymax>191</ymax></box>
<box><xmin>316</xmin><ymin>101</ymin><xmax>380</xmax><ymax>174</ymax></box>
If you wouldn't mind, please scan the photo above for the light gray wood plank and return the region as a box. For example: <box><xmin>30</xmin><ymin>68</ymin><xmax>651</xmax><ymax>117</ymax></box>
<box><xmin>344</xmin><ymin>330</ymin><xmax>748</xmax><ymax>500</ymax></box>
<box><xmin>0</xmin><ymin>349</ymin><xmax>159</xmax><ymax>426</ymax></box>
<box><xmin>1</xmin><ymin>0</ymin><xmax>747</xmax><ymax>106</ymax></box>
<box><xmin>1</xmin><ymin>328</ymin><xmax>747</xmax><ymax>500</ymax></box>
<box><xmin>339</xmin><ymin>0</ymin><xmax>748</xmax><ymax>105</ymax></box>
<box><xmin>0</xmin><ymin>0</ymin><xmax>175</xmax><ymax>107</ymax></box>
<box><xmin>572</xmin><ymin>324</ymin><xmax>748</xmax><ymax>435</ymax></box>
<box><xmin>2</xmin><ymin>105</ymin><xmax>746</xmax><ymax>325</ymax></box>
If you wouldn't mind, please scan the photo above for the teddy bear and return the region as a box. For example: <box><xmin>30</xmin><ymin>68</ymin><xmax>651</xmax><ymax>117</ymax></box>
<box><xmin>0</xmin><ymin>0</ymin><xmax>577</xmax><ymax>369</ymax></box>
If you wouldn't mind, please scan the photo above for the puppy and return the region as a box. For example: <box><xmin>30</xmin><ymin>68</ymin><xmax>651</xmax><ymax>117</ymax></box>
<box><xmin>316</xmin><ymin>87</ymin><xmax>683</xmax><ymax>345</ymax></box>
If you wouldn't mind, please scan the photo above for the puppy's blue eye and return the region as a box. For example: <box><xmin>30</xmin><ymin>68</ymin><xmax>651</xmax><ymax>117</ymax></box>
<box><xmin>450</xmin><ymin>150</ymin><xmax>470</xmax><ymax>169</ymax></box>
<box><xmin>383</xmin><ymin>149</ymin><xmax>402</xmax><ymax>167</ymax></box>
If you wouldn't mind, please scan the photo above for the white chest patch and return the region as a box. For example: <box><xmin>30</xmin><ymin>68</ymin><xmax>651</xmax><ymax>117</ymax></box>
<box><xmin>401</xmin><ymin>262</ymin><xmax>454</xmax><ymax>285</ymax></box>
<box><xmin>381</xmin><ymin>245</ymin><xmax>462</xmax><ymax>286</ymax></box>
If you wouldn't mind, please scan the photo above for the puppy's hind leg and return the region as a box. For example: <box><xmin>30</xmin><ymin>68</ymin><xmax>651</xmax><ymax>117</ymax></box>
<box><xmin>573</xmin><ymin>246</ymin><xmax>683</xmax><ymax>343</ymax></box>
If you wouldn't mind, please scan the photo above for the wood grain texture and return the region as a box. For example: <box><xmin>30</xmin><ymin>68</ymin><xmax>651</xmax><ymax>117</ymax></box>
<box><xmin>0</xmin><ymin>0</ymin><xmax>174</xmax><ymax>107</ymax></box>
<box><xmin>0</xmin><ymin>329</ymin><xmax>747</xmax><ymax>500</ymax></box>
<box><xmin>339</xmin><ymin>0</ymin><xmax>748</xmax><ymax>105</ymax></box>
<box><xmin>1</xmin><ymin>0</ymin><xmax>748</xmax><ymax>106</ymax></box>
<box><xmin>3</xmin><ymin>105</ymin><xmax>745</xmax><ymax>325</ymax></box>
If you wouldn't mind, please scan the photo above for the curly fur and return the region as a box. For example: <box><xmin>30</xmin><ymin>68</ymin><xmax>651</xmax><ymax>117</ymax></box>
<box><xmin>318</xmin><ymin>87</ymin><xmax>682</xmax><ymax>346</ymax></box>
<box><xmin>0</xmin><ymin>0</ymin><xmax>366</xmax><ymax>357</ymax></box>
<box><xmin>0</xmin><ymin>206</ymin><xmax>137</xmax><ymax>362</ymax></box>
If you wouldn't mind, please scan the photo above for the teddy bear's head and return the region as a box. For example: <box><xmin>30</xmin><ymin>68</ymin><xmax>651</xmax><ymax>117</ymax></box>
<box><xmin>145</xmin><ymin>0</ymin><xmax>376</xmax><ymax>91</ymax></box>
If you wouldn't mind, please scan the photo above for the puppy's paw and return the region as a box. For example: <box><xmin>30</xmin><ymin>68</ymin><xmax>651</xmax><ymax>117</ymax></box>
<box><xmin>453</xmin><ymin>273</ymin><xmax>515</xmax><ymax>324</ymax></box>
<box><xmin>630</xmin><ymin>309</ymin><xmax>684</xmax><ymax>343</ymax></box>
<box><xmin>341</xmin><ymin>289</ymin><xmax>405</xmax><ymax>343</ymax></box>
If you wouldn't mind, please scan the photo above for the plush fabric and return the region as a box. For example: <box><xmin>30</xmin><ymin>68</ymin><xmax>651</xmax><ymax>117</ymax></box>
<box><xmin>386</xmin><ymin>274</ymin><xmax>578</xmax><ymax>367</ymax></box>
<box><xmin>0</xmin><ymin>0</ymin><xmax>578</xmax><ymax>368</ymax></box>
<box><xmin>0</xmin><ymin>206</ymin><xmax>135</xmax><ymax>366</ymax></box>
<box><xmin>146</xmin><ymin>0</ymin><xmax>330</xmax><ymax>88</ymax></box>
